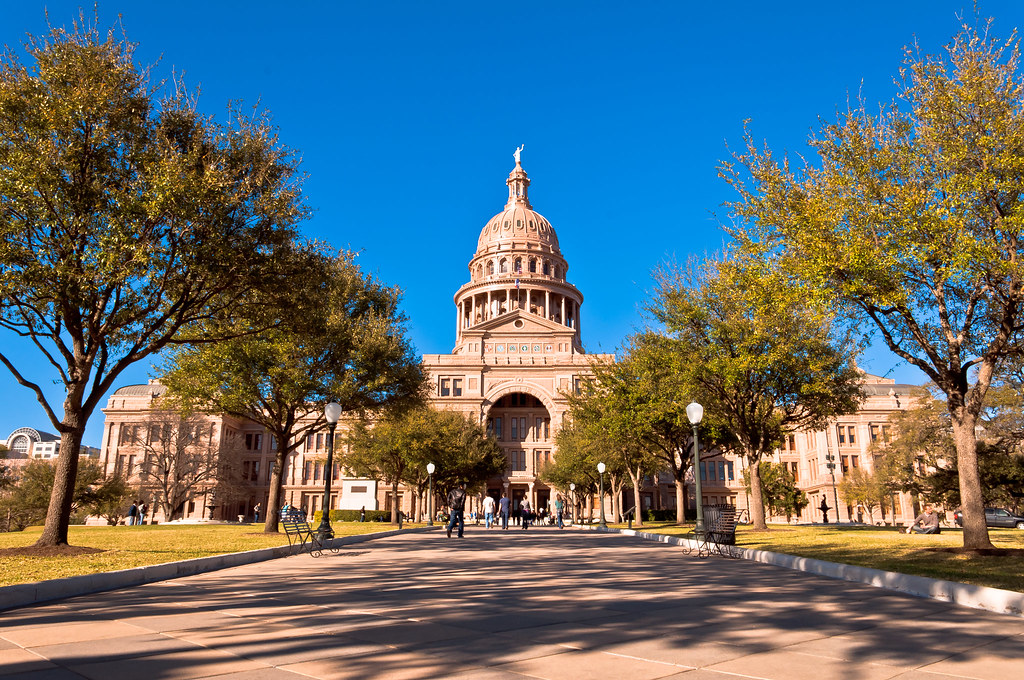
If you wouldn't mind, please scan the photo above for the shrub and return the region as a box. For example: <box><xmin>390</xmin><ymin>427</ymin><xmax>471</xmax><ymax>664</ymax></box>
<box><xmin>311</xmin><ymin>509</ymin><xmax>392</xmax><ymax>524</ymax></box>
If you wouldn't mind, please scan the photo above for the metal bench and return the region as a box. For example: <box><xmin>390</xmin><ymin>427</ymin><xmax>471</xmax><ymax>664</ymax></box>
<box><xmin>282</xmin><ymin>516</ymin><xmax>327</xmax><ymax>557</ymax></box>
<box><xmin>683</xmin><ymin>504</ymin><xmax>739</xmax><ymax>559</ymax></box>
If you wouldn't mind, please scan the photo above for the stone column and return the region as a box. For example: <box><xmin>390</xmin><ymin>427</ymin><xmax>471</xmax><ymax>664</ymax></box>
<box><xmin>561</xmin><ymin>296</ymin><xmax>567</xmax><ymax>327</ymax></box>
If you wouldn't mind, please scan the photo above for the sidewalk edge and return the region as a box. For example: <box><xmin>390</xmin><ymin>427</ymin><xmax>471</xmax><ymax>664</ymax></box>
<box><xmin>587</xmin><ymin>525</ymin><xmax>1024</xmax><ymax>618</ymax></box>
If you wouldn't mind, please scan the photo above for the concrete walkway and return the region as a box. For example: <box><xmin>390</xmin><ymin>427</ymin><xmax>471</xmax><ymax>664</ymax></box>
<box><xmin>1</xmin><ymin>527</ymin><xmax>1022</xmax><ymax>679</ymax></box>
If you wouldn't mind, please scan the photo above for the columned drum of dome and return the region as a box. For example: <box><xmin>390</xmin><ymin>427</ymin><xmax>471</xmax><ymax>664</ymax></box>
<box><xmin>423</xmin><ymin>150</ymin><xmax>613</xmax><ymax>514</ymax></box>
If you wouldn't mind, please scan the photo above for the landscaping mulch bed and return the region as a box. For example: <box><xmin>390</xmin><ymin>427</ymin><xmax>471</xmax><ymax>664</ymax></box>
<box><xmin>0</xmin><ymin>545</ymin><xmax>105</xmax><ymax>558</ymax></box>
<box><xmin>928</xmin><ymin>547</ymin><xmax>1024</xmax><ymax>557</ymax></box>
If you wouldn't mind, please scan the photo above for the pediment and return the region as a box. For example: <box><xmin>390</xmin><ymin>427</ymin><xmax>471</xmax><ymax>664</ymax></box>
<box><xmin>464</xmin><ymin>309</ymin><xmax>574</xmax><ymax>337</ymax></box>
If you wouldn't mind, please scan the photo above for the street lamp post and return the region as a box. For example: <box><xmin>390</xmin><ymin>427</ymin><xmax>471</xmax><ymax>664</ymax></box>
<box><xmin>569</xmin><ymin>483</ymin><xmax>576</xmax><ymax>524</ymax></box>
<box><xmin>316</xmin><ymin>401</ymin><xmax>343</xmax><ymax>541</ymax></box>
<box><xmin>426</xmin><ymin>463</ymin><xmax>436</xmax><ymax>526</ymax></box>
<box><xmin>597</xmin><ymin>462</ymin><xmax>607</xmax><ymax>528</ymax></box>
<box><xmin>686</xmin><ymin>402</ymin><xmax>705</xmax><ymax>535</ymax></box>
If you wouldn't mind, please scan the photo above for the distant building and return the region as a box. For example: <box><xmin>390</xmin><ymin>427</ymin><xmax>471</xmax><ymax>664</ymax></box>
<box><xmin>2</xmin><ymin>427</ymin><xmax>99</xmax><ymax>462</ymax></box>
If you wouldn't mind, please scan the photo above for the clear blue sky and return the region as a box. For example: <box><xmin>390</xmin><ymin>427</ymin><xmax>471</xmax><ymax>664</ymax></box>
<box><xmin>2</xmin><ymin>2</ymin><xmax>1020</xmax><ymax>447</ymax></box>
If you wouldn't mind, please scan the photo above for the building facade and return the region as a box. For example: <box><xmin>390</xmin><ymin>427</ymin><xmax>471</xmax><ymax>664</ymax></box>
<box><xmin>95</xmin><ymin>154</ymin><xmax>919</xmax><ymax>526</ymax></box>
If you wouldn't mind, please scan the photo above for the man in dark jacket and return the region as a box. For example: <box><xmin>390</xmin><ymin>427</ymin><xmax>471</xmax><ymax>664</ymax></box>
<box><xmin>447</xmin><ymin>482</ymin><xmax>467</xmax><ymax>538</ymax></box>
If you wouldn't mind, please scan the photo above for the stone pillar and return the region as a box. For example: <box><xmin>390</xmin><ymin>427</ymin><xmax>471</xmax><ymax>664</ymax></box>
<box><xmin>561</xmin><ymin>296</ymin><xmax>567</xmax><ymax>327</ymax></box>
<box><xmin>487</xmin><ymin>290</ymin><xmax>492</xmax><ymax>318</ymax></box>
<box><xmin>545</xmin><ymin>290</ymin><xmax>550</xmax><ymax>319</ymax></box>
<box><xmin>471</xmin><ymin>295</ymin><xmax>476</xmax><ymax>326</ymax></box>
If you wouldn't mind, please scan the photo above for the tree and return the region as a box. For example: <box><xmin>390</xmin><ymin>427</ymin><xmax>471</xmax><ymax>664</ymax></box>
<box><xmin>0</xmin><ymin>444</ymin><xmax>13</xmax><ymax>492</ymax></box>
<box><xmin>650</xmin><ymin>255</ymin><xmax>863</xmax><ymax>530</ymax></box>
<box><xmin>81</xmin><ymin>474</ymin><xmax>135</xmax><ymax>526</ymax></box>
<box><xmin>743</xmin><ymin>462</ymin><xmax>809</xmax><ymax>522</ymax></box>
<box><xmin>0</xmin><ymin>18</ymin><xmax>306</xmax><ymax>546</ymax></box>
<box><xmin>161</xmin><ymin>250</ymin><xmax>425</xmax><ymax>532</ymax></box>
<box><xmin>130</xmin><ymin>411</ymin><xmax>231</xmax><ymax>522</ymax></box>
<box><xmin>837</xmin><ymin>468</ymin><xmax>887</xmax><ymax>524</ymax></box>
<box><xmin>724</xmin><ymin>23</ymin><xmax>1024</xmax><ymax>548</ymax></box>
<box><xmin>342</xmin><ymin>407</ymin><xmax>503</xmax><ymax>523</ymax></box>
<box><xmin>559</xmin><ymin>357</ymin><xmax>663</xmax><ymax>526</ymax></box>
<box><xmin>1</xmin><ymin>459</ymin><xmax>105</xmax><ymax>530</ymax></box>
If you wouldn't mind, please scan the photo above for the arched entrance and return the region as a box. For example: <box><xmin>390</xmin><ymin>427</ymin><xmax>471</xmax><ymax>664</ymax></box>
<box><xmin>484</xmin><ymin>391</ymin><xmax>554</xmax><ymax>518</ymax></box>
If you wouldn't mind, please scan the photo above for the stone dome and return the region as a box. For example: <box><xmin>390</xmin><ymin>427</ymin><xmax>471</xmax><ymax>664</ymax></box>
<box><xmin>475</xmin><ymin>160</ymin><xmax>561</xmax><ymax>256</ymax></box>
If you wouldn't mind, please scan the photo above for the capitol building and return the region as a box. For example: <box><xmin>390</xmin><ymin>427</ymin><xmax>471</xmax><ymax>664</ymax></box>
<box><xmin>97</xmin><ymin>154</ymin><xmax>917</xmax><ymax>525</ymax></box>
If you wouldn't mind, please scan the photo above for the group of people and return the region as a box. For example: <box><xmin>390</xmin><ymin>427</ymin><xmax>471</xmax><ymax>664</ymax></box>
<box><xmin>445</xmin><ymin>485</ymin><xmax>566</xmax><ymax>538</ymax></box>
<box><xmin>126</xmin><ymin>501</ymin><xmax>147</xmax><ymax>526</ymax></box>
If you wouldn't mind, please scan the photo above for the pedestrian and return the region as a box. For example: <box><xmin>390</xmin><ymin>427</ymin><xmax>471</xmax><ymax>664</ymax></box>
<box><xmin>447</xmin><ymin>482</ymin><xmax>467</xmax><ymax>538</ymax></box>
<box><xmin>499</xmin><ymin>492</ymin><xmax>510</xmax><ymax>530</ymax></box>
<box><xmin>520</xmin><ymin>497</ymin><xmax>532</xmax><ymax>530</ymax></box>
<box><xmin>360</xmin><ymin>505</ymin><xmax>366</xmax><ymax>522</ymax></box>
<box><xmin>253</xmin><ymin>502</ymin><xmax>261</xmax><ymax>523</ymax></box>
<box><xmin>555</xmin><ymin>495</ymin><xmax>564</xmax><ymax>529</ymax></box>
<box><xmin>127</xmin><ymin>501</ymin><xmax>138</xmax><ymax>526</ymax></box>
<box><xmin>906</xmin><ymin>504</ymin><xmax>941</xmax><ymax>534</ymax></box>
<box><xmin>483</xmin><ymin>494</ymin><xmax>495</xmax><ymax>529</ymax></box>
<box><xmin>139</xmin><ymin>502</ymin><xmax>148</xmax><ymax>525</ymax></box>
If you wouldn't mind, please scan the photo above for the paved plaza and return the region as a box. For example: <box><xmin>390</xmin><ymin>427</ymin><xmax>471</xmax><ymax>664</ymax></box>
<box><xmin>1</xmin><ymin>527</ymin><xmax>1023</xmax><ymax>679</ymax></box>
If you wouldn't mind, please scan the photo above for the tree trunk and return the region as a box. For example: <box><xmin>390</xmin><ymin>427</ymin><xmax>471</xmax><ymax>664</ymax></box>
<box><xmin>264</xmin><ymin>446</ymin><xmax>288</xmax><ymax>533</ymax></box>
<box><xmin>629</xmin><ymin>468</ymin><xmax>644</xmax><ymax>527</ymax></box>
<box><xmin>391</xmin><ymin>479</ymin><xmax>400</xmax><ymax>524</ymax></box>
<box><xmin>36</xmin><ymin>423</ymin><xmax>84</xmax><ymax>546</ymax></box>
<box><xmin>749</xmin><ymin>456</ymin><xmax>768</xmax><ymax>530</ymax></box>
<box><xmin>674</xmin><ymin>479</ymin><xmax>686</xmax><ymax>525</ymax></box>
<box><xmin>950</xmin><ymin>408</ymin><xmax>993</xmax><ymax>549</ymax></box>
<box><xmin>410</xmin><ymin>490</ymin><xmax>418</xmax><ymax>524</ymax></box>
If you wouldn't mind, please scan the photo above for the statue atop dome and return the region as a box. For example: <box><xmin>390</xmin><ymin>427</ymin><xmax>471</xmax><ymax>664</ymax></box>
<box><xmin>513</xmin><ymin>144</ymin><xmax>524</xmax><ymax>164</ymax></box>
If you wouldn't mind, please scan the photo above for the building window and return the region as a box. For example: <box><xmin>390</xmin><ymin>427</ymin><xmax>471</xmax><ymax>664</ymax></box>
<box><xmin>452</xmin><ymin>379</ymin><xmax>462</xmax><ymax>397</ymax></box>
<box><xmin>510</xmin><ymin>450</ymin><xmax>526</xmax><ymax>472</ymax></box>
<box><xmin>543</xmin><ymin>261</ymin><xmax>550</xmax><ymax>275</ymax></box>
<box><xmin>529</xmin><ymin>259</ymin><xmax>537</xmax><ymax>273</ymax></box>
<box><xmin>440</xmin><ymin>378</ymin><xmax>450</xmax><ymax>397</ymax></box>
<box><xmin>511</xmin><ymin>418</ymin><xmax>518</xmax><ymax>441</ymax></box>
<box><xmin>718</xmin><ymin>461</ymin><xmax>727</xmax><ymax>482</ymax></box>
<box><xmin>837</xmin><ymin>426</ymin><xmax>846</xmax><ymax>445</ymax></box>
<box><xmin>790</xmin><ymin>461</ymin><xmax>798</xmax><ymax>481</ymax></box>
<box><xmin>847</xmin><ymin>426</ymin><xmax>856</xmax><ymax>444</ymax></box>
<box><xmin>494</xmin><ymin>417</ymin><xmax>502</xmax><ymax>440</ymax></box>
<box><xmin>487</xmin><ymin>261</ymin><xmax>494</xmax><ymax>276</ymax></box>
<box><xmin>500</xmin><ymin>259</ymin><xmax>508</xmax><ymax>273</ymax></box>
<box><xmin>699</xmin><ymin>462</ymin><xmax>706</xmax><ymax>481</ymax></box>
<box><xmin>851</xmin><ymin>455</ymin><xmax>859</xmax><ymax>468</ymax></box>
<box><xmin>245</xmin><ymin>433</ymin><xmax>263</xmax><ymax>451</ymax></box>
<box><xmin>726</xmin><ymin>461</ymin><xmax>734</xmax><ymax>481</ymax></box>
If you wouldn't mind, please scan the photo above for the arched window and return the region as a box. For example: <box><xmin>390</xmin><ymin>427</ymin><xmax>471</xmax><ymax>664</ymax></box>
<box><xmin>500</xmin><ymin>259</ymin><xmax>508</xmax><ymax>274</ymax></box>
<box><xmin>487</xmin><ymin>261</ymin><xmax>495</xmax><ymax>276</ymax></box>
<box><xmin>514</xmin><ymin>258</ymin><xmax>522</xmax><ymax>274</ymax></box>
<box><xmin>529</xmin><ymin>258</ymin><xmax>537</xmax><ymax>273</ymax></box>
<box><xmin>553</xmin><ymin>265</ymin><xmax>559</xmax><ymax>279</ymax></box>
<box><xmin>543</xmin><ymin>260</ymin><xmax>550</xmax><ymax>275</ymax></box>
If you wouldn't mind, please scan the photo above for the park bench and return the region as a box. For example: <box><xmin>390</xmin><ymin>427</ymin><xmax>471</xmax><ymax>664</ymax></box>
<box><xmin>282</xmin><ymin>516</ymin><xmax>328</xmax><ymax>558</ymax></box>
<box><xmin>683</xmin><ymin>504</ymin><xmax>739</xmax><ymax>559</ymax></box>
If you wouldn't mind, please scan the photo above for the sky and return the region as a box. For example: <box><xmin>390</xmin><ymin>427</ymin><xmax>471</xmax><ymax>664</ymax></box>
<box><xmin>2</xmin><ymin>1</ymin><xmax>1022</xmax><ymax>448</ymax></box>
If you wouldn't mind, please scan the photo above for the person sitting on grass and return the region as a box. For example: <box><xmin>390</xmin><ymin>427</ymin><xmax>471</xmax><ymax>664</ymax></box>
<box><xmin>906</xmin><ymin>504</ymin><xmax>940</xmax><ymax>534</ymax></box>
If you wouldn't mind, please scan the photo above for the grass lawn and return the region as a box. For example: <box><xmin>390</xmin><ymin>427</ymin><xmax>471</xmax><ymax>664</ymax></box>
<box><xmin>0</xmin><ymin>522</ymin><xmax>414</xmax><ymax>588</ymax></box>
<box><xmin>629</xmin><ymin>521</ymin><xmax>1024</xmax><ymax>593</ymax></box>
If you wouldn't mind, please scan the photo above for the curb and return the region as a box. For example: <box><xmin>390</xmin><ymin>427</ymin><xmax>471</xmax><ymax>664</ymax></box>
<box><xmin>0</xmin><ymin>526</ymin><xmax>439</xmax><ymax>612</ymax></box>
<box><xmin>585</xmin><ymin>525</ymin><xmax>1024</xmax><ymax>618</ymax></box>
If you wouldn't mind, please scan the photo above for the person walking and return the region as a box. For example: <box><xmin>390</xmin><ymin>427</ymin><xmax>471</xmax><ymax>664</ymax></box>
<box><xmin>447</xmin><ymin>482</ymin><xmax>467</xmax><ymax>538</ymax></box>
<box><xmin>499</xmin><ymin>492</ymin><xmax>510</xmax><ymax>530</ymax></box>
<box><xmin>483</xmin><ymin>494</ymin><xmax>496</xmax><ymax>529</ymax></box>
<box><xmin>555</xmin><ymin>495</ymin><xmax>564</xmax><ymax>529</ymax></box>
<box><xmin>127</xmin><ymin>501</ymin><xmax>139</xmax><ymax>526</ymax></box>
<box><xmin>520</xmin><ymin>497</ymin><xmax>532</xmax><ymax>530</ymax></box>
<box><xmin>139</xmin><ymin>502</ymin><xmax>148</xmax><ymax>526</ymax></box>
<box><xmin>253</xmin><ymin>502</ymin><xmax>261</xmax><ymax>523</ymax></box>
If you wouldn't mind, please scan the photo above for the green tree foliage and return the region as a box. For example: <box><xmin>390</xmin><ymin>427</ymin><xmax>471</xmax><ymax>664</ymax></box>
<box><xmin>162</xmin><ymin>250</ymin><xmax>425</xmax><ymax>532</ymax></box>
<box><xmin>724</xmin><ymin>23</ymin><xmax>1024</xmax><ymax>548</ymax></box>
<box><xmin>81</xmin><ymin>474</ymin><xmax>135</xmax><ymax>527</ymax></box>
<box><xmin>650</xmin><ymin>255</ymin><xmax>863</xmax><ymax>529</ymax></box>
<box><xmin>879</xmin><ymin>385</ymin><xmax>1024</xmax><ymax>511</ymax></box>
<box><xmin>0</xmin><ymin>445</ymin><xmax>13</xmax><ymax>492</ymax></box>
<box><xmin>556</xmin><ymin>356</ymin><xmax>665</xmax><ymax>526</ymax></box>
<box><xmin>743</xmin><ymin>461</ymin><xmax>809</xmax><ymax>522</ymax></box>
<box><xmin>837</xmin><ymin>468</ymin><xmax>888</xmax><ymax>524</ymax></box>
<box><xmin>0</xmin><ymin>17</ymin><xmax>306</xmax><ymax>546</ymax></box>
<box><xmin>342</xmin><ymin>407</ymin><xmax>503</xmax><ymax>524</ymax></box>
<box><xmin>0</xmin><ymin>459</ymin><xmax>105</xmax><ymax>530</ymax></box>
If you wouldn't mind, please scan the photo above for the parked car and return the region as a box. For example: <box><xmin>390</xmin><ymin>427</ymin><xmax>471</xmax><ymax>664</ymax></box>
<box><xmin>952</xmin><ymin>507</ymin><xmax>1024</xmax><ymax>529</ymax></box>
